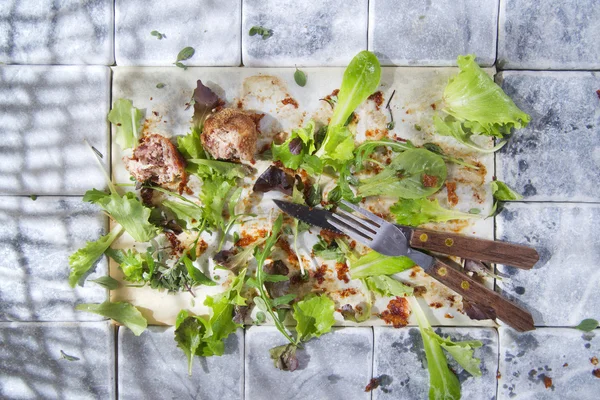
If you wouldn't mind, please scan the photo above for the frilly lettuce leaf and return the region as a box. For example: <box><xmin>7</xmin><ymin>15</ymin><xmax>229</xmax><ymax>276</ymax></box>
<box><xmin>68</xmin><ymin>226</ymin><xmax>124</xmax><ymax>287</ymax></box>
<box><xmin>390</xmin><ymin>198</ymin><xmax>480</xmax><ymax>227</ymax></box>
<box><xmin>293</xmin><ymin>294</ymin><xmax>336</xmax><ymax>341</ymax></box>
<box><xmin>107</xmin><ymin>98</ymin><xmax>145</xmax><ymax>150</ymax></box>
<box><xmin>433</xmin><ymin>115</ymin><xmax>507</xmax><ymax>154</ymax></box>
<box><xmin>272</xmin><ymin>120</ymin><xmax>319</xmax><ymax>170</ymax></box>
<box><xmin>442</xmin><ymin>54</ymin><xmax>530</xmax><ymax>138</ymax></box>
<box><xmin>75</xmin><ymin>301</ymin><xmax>147</xmax><ymax>336</ymax></box>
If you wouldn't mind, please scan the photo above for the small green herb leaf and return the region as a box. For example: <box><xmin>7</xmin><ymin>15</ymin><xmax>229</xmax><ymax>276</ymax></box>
<box><xmin>176</xmin><ymin>47</ymin><xmax>195</xmax><ymax>62</ymax></box>
<box><xmin>175</xmin><ymin>62</ymin><xmax>188</xmax><ymax>70</ymax></box>
<box><xmin>59</xmin><ymin>350</ymin><xmax>80</xmax><ymax>361</ymax></box>
<box><xmin>156</xmin><ymin>83</ymin><xmax>165</xmax><ymax>89</ymax></box>
<box><xmin>249</xmin><ymin>26</ymin><xmax>272</xmax><ymax>39</ymax></box>
<box><xmin>294</xmin><ymin>67</ymin><xmax>307</xmax><ymax>87</ymax></box>
<box><xmin>575</xmin><ymin>318</ymin><xmax>599</xmax><ymax>332</ymax></box>
<box><xmin>150</xmin><ymin>30</ymin><xmax>164</xmax><ymax>40</ymax></box>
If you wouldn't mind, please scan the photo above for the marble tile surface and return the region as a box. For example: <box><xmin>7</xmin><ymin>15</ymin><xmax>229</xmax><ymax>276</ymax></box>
<box><xmin>0</xmin><ymin>65</ymin><xmax>111</xmax><ymax>196</ymax></box>
<box><xmin>119</xmin><ymin>327</ymin><xmax>244</xmax><ymax>400</ymax></box>
<box><xmin>0</xmin><ymin>197</ymin><xmax>108</xmax><ymax>322</ymax></box>
<box><xmin>115</xmin><ymin>0</ymin><xmax>241</xmax><ymax>66</ymax></box>
<box><xmin>0</xmin><ymin>0</ymin><xmax>114</xmax><ymax>65</ymax></box>
<box><xmin>498</xmin><ymin>327</ymin><xmax>600</xmax><ymax>399</ymax></box>
<box><xmin>498</xmin><ymin>0</ymin><xmax>600</xmax><ymax>69</ymax></box>
<box><xmin>242</xmin><ymin>0</ymin><xmax>368</xmax><ymax>66</ymax></box>
<box><xmin>496</xmin><ymin>71</ymin><xmax>600</xmax><ymax>202</ymax></box>
<box><xmin>373</xmin><ymin>327</ymin><xmax>499</xmax><ymax>399</ymax></box>
<box><xmin>496</xmin><ymin>203</ymin><xmax>600</xmax><ymax>327</ymax></box>
<box><xmin>369</xmin><ymin>0</ymin><xmax>498</xmax><ymax>66</ymax></box>
<box><xmin>245</xmin><ymin>326</ymin><xmax>373</xmax><ymax>400</ymax></box>
<box><xmin>0</xmin><ymin>321</ymin><xmax>114</xmax><ymax>399</ymax></box>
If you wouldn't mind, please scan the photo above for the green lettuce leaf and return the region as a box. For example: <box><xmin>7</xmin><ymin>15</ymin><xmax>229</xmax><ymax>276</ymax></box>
<box><xmin>75</xmin><ymin>301</ymin><xmax>147</xmax><ymax>336</ymax></box>
<box><xmin>68</xmin><ymin>226</ymin><xmax>124</xmax><ymax>287</ymax></box>
<box><xmin>105</xmin><ymin>248</ymin><xmax>146</xmax><ymax>282</ymax></box>
<box><xmin>163</xmin><ymin>200</ymin><xmax>205</xmax><ymax>230</ymax></box>
<box><xmin>199</xmin><ymin>178</ymin><xmax>232</xmax><ymax>230</ymax></box>
<box><xmin>390</xmin><ymin>198</ymin><xmax>480</xmax><ymax>227</ymax></box>
<box><xmin>358</xmin><ymin>148</ymin><xmax>447</xmax><ymax>199</ymax></box>
<box><xmin>293</xmin><ymin>294</ymin><xmax>336</xmax><ymax>341</ymax></box>
<box><xmin>269</xmin><ymin>343</ymin><xmax>299</xmax><ymax>371</ymax></box>
<box><xmin>433</xmin><ymin>115</ymin><xmax>507</xmax><ymax>154</ymax></box>
<box><xmin>491</xmin><ymin>180</ymin><xmax>523</xmax><ymax>201</ymax></box>
<box><xmin>272</xmin><ymin>120</ymin><xmax>318</xmax><ymax>169</ymax></box>
<box><xmin>175</xmin><ymin>312</ymin><xmax>206</xmax><ymax>375</ymax></box>
<box><xmin>107</xmin><ymin>98</ymin><xmax>145</xmax><ymax>150</ymax></box>
<box><xmin>350</xmin><ymin>250</ymin><xmax>414</xmax><ymax>279</ymax></box>
<box><xmin>365</xmin><ymin>275</ymin><xmax>414</xmax><ymax>297</ymax></box>
<box><xmin>85</xmin><ymin>190</ymin><xmax>158</xmax><ymax>243</ymax></box>
<box><xmin>316</xmin><ymin>51</ymin><xmax>381</xmax><ymax>163</ymax></box>
<box><xmin>442</xmin><ymin>54</ymin><xmax>530</xmax><ymax>138</ymax></box>
<box><xmin>89</xmin><ymin>275</ymin><xmax>120</xmax><ymax>290</ymax></box>
<box><xmin>409</xmin><ymin>297</ymin><xmax>461</xmax><ymax>400</ymax></box>
<box><xmin>424</xmin><ymin>330</ymin><xmax>483</xmax><ymax>377</ymax></box>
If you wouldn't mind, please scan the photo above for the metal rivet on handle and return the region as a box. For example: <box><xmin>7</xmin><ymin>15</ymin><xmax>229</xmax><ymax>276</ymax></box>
<box><xmin>437</xmin><ymin>267</ymin><xmax>447</xmax><ymax>276</ymax></box>
<box><xmin>420</xmin><ymin>233</ymin><xmax>428</xmax><ymax>242</ymax></box>
<box><xmin>461</xmin><ymin>281</ymin><xmax>470</xmax><ymax>290</ymax></box>
<box><xmin>445</xmin><ymin>238</ymin><xmax>454</xmax><ymax>246</ymax></box>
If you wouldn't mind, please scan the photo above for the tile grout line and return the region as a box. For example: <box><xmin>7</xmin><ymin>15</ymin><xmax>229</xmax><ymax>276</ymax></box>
<box><xmin>114</xmin><ymin>325</ymin><xmax>119</xmax><ymax>400</ymax></box>
<box><xmin>366</xmin><ymin>0</ymin><xmax>370</xmax><ymax>51</ymax></box>
<box><xmin>370</xmin><ymin>326</ymin><xmax>375</xmax><ymax>400</ymax></box>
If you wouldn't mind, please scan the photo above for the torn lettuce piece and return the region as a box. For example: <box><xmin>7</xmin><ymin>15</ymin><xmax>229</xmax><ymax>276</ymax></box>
<box><xmin>316</xmin><ymin>51</ymin><xmax>381</xmax><ymax>163</ymax></box>
<box><xmin>358</xmin><ymin>148</ymin><xmax>447</xmax><ymax>199</ymax></box>
<box><xmin>435</xmin><ymin>54</ymin><xmax>530</xmax><ymax>152</ymax></box>
<box><xmin>107</xmin><ymin>98</ymin><xmax>145</xmax><ymax>150</ymax></box>
<box><xmin>365</xmin><ymin>275</ymin><xmax>414</xmax><ymax>297</ymax></box>
<box><xmin>293</xmin><ymin>294</ymin><xmax>336</xmax><ymax>342</ymax></box>
<box><xmin>424</xmin><ymin>330</ymin><xmax>483</xmax><ymax>377</ymax></box>
<box><xmin>68</xmin><ymin>226</ymin><xmax>124</xmax><ymax>287</ymax></box>
<box><xmin>269</xmin><ymin>343</ymin><xmax>299</xmax><ymax>372</ymax></box>
<box><xmin>340</xmin><ymin>303</ymin><xmax>372</xmax><ymax>323</ymax></box>
<box><xmin>162</xmin><ymin>199</ymin><xmax>205</xmax><ymax>230</ymax></box>
<box><xmin>272</xmin><ymin>120</ymin><xmax>318</xmax><ymax>170</ymax></box>
<box><xmin>409</xmin><ymin>297</ymin><xmax>461</xmax><ymax>400</ymax></box>
<box><xmin>76</xmin><ymin>301</ymin><xmax>147</xmax><ymax>336</ymax></box>
<box><xmin>390</xmin><ymin>198</ymin><xmax>480</xmax><ymax>227</ymax></box>
<box><xmin>350</xmin><ymin>250</ymin><xmax>414</xmax><ymax>279</ymax></box>
<box><xmin>191</xmin><ymin>80</ymin><xmax>220</xmax><ymax>131</ymax></box>
<box><xmin>491</xmin><ymin>180</ymin><xmax>523</xmax><ymax>201</ymax></box>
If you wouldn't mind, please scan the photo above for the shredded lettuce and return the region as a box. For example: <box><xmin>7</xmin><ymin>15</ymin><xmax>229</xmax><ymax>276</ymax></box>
<box><xmin>390</xmin><ymin>198</ymin><xmax>480</xmax><ymax>227</ymax></box>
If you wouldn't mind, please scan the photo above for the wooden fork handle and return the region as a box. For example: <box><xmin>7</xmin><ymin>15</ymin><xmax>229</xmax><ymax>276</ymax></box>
<box><xmin>409</xmin><ymin>228</ymin><xmax>539</xmax><ymax>270</ymax></box>
<box><xmin>427</xmin><ymin>257</ymin><xmax>535</xmax><ymax>332</ymax></box>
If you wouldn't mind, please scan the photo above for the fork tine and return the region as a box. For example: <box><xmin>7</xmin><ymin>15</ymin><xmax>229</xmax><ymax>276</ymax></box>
<box><xmin>341</xmin><ymin>200</ymin><xmax>387</xmax><ymax>226</ymax></box>
<box><xmin>327</xmin><ymin>217</ymin><xmax>374</xmax><ymax>244</ymax></box>
<box><xmin>329</xmin><ymin>213</ymin><xmax>376</xmax><ymax>239</ymax></box>
<box><xmin>337</xmin><ymin>208</ymin><xmax>379</xmax><ymax>231</ymax></box>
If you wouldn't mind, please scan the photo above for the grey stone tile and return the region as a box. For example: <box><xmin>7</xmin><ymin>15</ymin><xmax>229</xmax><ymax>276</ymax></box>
<box><xmin>0</xmin><ymin>0</ymin><xmax>114</xmax><ymax>65</ymax></box>
<box><xmin>496</xmin><ymin>71</ymin><xmax>600</xmax><ymax>202</ymax></box>
<box><xmin>373</xmin><ymin>327</ymin><xmax>498</xmax><ymax>399</ymax></box>
<box><xmin>0</xmin><ymin>65</ymin><xmax>110</xmax><ymax>196</ymax></box>
<box><xmin>245</xmin><ymin>326</ymin><xmax>373</xmax><ymax>400</ymax></box>
<box><xmin>0</xmin><ymin>196</ymin><xmax>108</xmax><ymax>322</ymax></box>
<box><xmin>369</xmin><ymin>0</ymin><xmax>498</xmax><ymax>66</ymax></box>
<box><xmin>0</xmin><ymin>321</ymin><xmax>115</xmax><ymax>399</ymax></box>
<box><xmin>496</xmin><ymin>203</ymin><xmax>600</xmax><ymax>327</ymax></box>
<box><xmin>498</xmin><ymin>0</ymin><xmax>600</xmax><ymax>70</ymax></box>
<box><xmin>498</xmin><ymin>327</ymin><xmax>600</xmax><ymax>399</ymax></box>
<box><xmin>242</xmin><ymin>0</ymin><xmax>368</xmax><ymax>67</ymax></box>
<box><xmin>115</xmin><ymin>0</ymin><xmax>241</xmax><ymax>66</ymax></box>
<box><xmin>118</xmin><ymin>326</ymin><xmax>243</xmax><ymax>400</ymax></box>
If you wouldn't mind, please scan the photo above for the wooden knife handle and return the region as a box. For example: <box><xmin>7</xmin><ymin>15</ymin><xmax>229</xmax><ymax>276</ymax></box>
<box><xmin>410</xmin><ymin>228</ymin><xmax>539</xmax><ymax>270</ymax></box>
<box><xmin>428</xmin><ymin>257</ymin><xmax>535</xmax><ymax>332</ymax></box>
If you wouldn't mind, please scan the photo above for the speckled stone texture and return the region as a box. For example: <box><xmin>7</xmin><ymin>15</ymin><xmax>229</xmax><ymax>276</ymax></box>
<box><xmin>498</xmin><ymin>327</ymin><xmax>600</xmax><ymax>399</ymax></box>
<box><xmin>0</xmin><ymin>0</ymin><xmax>114</xmax><ymax>65</ymax></box>
<box><xmin>0</xmin><ymin>197</ymin><xmax>108</xmax><ymax>321</ymax></box>
<box><xmin>242</xmin><ymin>0</ymin><xmax>368</xmax><ymax>67</ymax></box>
<box><xmin>245</xmin><ymin>326</ymin><xmax>373</xmax><ymax>400</ymax></box>
<box><xmin>496</xmin><ymin>71</ymin><xmax>600</xmax><ymax>202</ymax></box>
<box><xmin>373</xmin><ymin>327</ymin><xmax>499</xmax><ymax>399</ymax></box>
<box><xmin>0</xmin><ymin>65</ymin><xmax>110</xmax><ymax>196</ymax></box>
<box><xmin>119</xmin><ymin>327</ymin><xmax>244</xmax><ymax>400</ymax></box>
<box><xmin>498</xmin><ymin>0</ymin><xmax>600</xmax><ymax>70</ymax></box>
<box><xmin>115</xmin><ymin>0</ymin><xmax>241</xmax><ymax>66</ymax></box>
<box><xmin>0</xmin><ymin>321</ymin><xmax>114</xmax><ymax>399</ymax></box>
<box><xmin>368</xmin><ymin>0</ymin><xmax>498</xmax><ymax>66</ymax></box>
<box><xmin>496</xmin><ymin>203</ymin><xmax>600</xmax><ymax>327</ymax></box>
